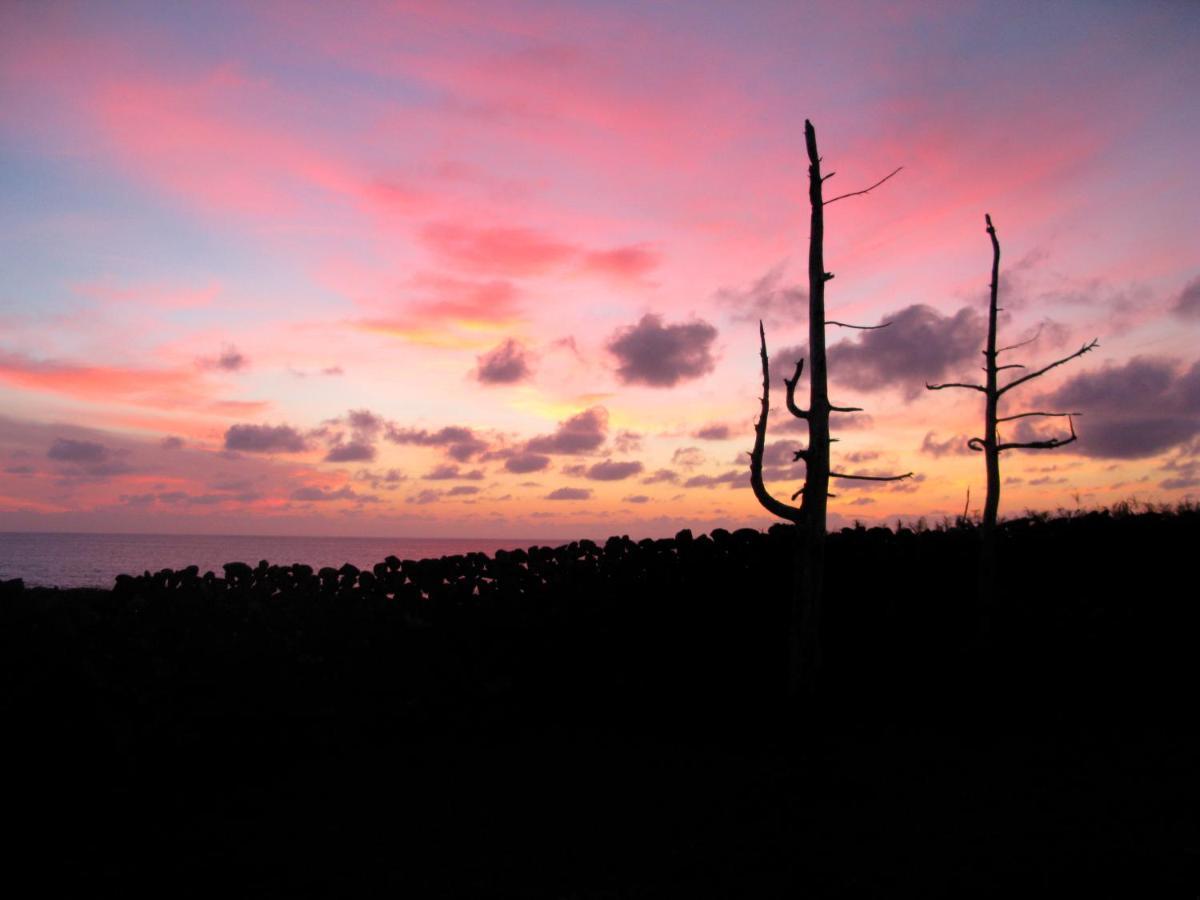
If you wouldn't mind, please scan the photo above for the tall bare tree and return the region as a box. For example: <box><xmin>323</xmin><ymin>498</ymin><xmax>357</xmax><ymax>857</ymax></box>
<box><xmin>927</xmin><ymin>213</ymin><xmax>1097</xmax><ymax>626</ymax></box>
<box><xmin>750</xmin><ymin>119</ymin><xmax>910</xmax><ymax>695</ymax></box>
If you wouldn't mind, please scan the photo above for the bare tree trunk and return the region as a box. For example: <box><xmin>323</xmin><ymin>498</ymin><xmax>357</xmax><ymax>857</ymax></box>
<box><xmin>750</xmin><ymin>120</ymin><xmax>910</xmax><ymax>698</ymax></box>
<box><xmin>928</xmin><ymin>213</ymin><xmax>1097</xmax><ymax>637</ymax></box>
<box><xmin>980</xmin><ymin>215</ymin><xmax>1001</xmax><ymax>633</ymax></box>
<box><xmin>797</xmin><ymin>120</ymin><xmax>830</xmax><ymax>693</ymax></box>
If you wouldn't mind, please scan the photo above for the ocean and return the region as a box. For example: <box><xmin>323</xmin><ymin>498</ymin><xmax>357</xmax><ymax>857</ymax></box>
<box><xmin>0</xmin><ymin>532</ymin><xmax>554</xmax><ymax>589</ymax></box>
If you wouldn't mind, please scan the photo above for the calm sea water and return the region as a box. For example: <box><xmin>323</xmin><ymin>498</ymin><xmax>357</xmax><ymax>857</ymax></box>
<box><xmin>0</xmin><ymin>532</ymin><xmax>554</xmax><ymax>589</ymax></box>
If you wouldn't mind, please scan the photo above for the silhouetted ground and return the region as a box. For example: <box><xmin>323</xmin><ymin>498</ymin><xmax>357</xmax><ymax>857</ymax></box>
<box><xmin>3</xmin><ymin>506</ymin><xmax>1198</xmax><ymax>895</ymax></box>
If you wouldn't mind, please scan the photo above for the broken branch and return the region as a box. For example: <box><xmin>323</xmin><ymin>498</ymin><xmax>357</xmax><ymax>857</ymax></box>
<box><xmin>750</xmin><ymin>321</ymin><xmax>804</xmax><ymax>522</ymax></box>
<box><xmin>783</xmin><ymin>358</ymin><xmax>809</xmax><ymax>420</ymax></box>
<box><xmin>996</xmin><ymin>415</ymin><xmax>1078</xmax><ymax>451</ymax></box>
<box><xmin>829</xmin><ymin>471</ymin><xmax>913</xmax><ymax>482</ymax></box>
<box><xmin>826</xmin><ymin>320</ymin><xmax>892</xmax><ymax>330</ymax></box>
<box><xmin>927</xmin><ymin>381</ymin><xmax>986</xmax><ymax>392</ymax></box>
<box><xmin>996</xmin><ymin>411</ymin><xmax>1081</xmax><ymax>423</ymax></box>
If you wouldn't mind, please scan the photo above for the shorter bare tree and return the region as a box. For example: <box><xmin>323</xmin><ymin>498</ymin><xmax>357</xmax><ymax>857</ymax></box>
<box><xmin>927</xmin><ymin>213</ymin><xmax>1097</xmax><ymax>625</ymax></box>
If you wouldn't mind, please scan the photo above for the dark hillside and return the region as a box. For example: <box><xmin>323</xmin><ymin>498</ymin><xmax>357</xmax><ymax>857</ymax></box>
<box><xmin>2</xmin><ymin>506</ymin><xmax>1197</xmax><ymax>895</ymax></box>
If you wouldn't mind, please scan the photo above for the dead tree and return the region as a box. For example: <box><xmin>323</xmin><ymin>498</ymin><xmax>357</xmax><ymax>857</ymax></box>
<box><xmin>750</xmin><ymin>119</ymin><xmax>911</xmax><ymax>695</ymax></box>
<box><xmin>927</xmin><ymin>213</ymin><xmax>1097</xmax><ymax>626</ymax></box>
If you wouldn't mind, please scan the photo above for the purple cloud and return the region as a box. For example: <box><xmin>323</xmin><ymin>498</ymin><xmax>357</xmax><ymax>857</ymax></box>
<box><xmin>585</xmin><ymin>459</ymin><xmax>644</xmax><ymax>481</ymax></box>
<box><xmin>504</xmin><ymin>452</ymin><xmax>551</xmax><ymax>473</ymax></box>
<box><xmin>607</xmin><ymin>314</ymin><xmax>718</xmax><ymax>387</ymax></box>
<box><xmin>291</xmin><ymin>485</ymin><xmax>359</xmax><ymax>502</ymax></box>
<box><xmin>475</xmin><ymin>338</ymin><xmax>532</xmax><ymax>384</ymax></box>
<box><xmin>1173</xmin><ymin>276</ymin><xmax>1200</xmax><ymax>318</ymax></box>
<box><xmin>545</xmin><ymin>486</ymin><xmax>592</xmax><ymax>500</ymax></box>
<box><xmin>773</xmin><ymin>304</ymin><xmax>984</xmax><ymax>401</ymax></box>
<box><xmin>693</xmin><ymin>423</ymin><xmax>731</xmax><ymax>440</ymax></box>
<box><xmin>920</xmin><ymin>432</ymin><xmax>972</xmax><ymax>457</ymax></box>
<box><xmin>225</xmin><ymin>424</ymin><xmax>308</xmax><ymax>453</ymax></box>
<box><xmin>385</xmin><ymin>423</ymin><xmax>489</xmax><ymax>461</ymax></box>
<box><xmin>1035</xmin><ymin>356</ymin><xmax>1200</xmax><ymax>458</ymax></box>
<box><xmin>48</xmin><ymin>438</ymin><xmax>109</xmax><ymax>463</ymax></box>
<box><xmin>526</xmin><ymin>406</ymin><xmax>608</xmax><ymax>454</ymax></box>
<box><xmin>325</xmin><ymin>441</ymin><xmax>376</xmax><ymax>462</ymax></box>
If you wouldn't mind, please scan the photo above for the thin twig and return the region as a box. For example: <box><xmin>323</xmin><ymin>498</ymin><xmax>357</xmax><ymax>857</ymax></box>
<box><xmin>826</xmin><ymin>320</ymin><xmax>892</xmax><ymax>330</ymax></box>
<box><xmin>995</xmin><ymin>324</ymin><xmax>1044</xmax><ymax>355</ymax></box>
<box><xmin>829</xmin><ymin>470</ymin><xmax>913</xmax><ymax>482</ymax></box>
<box><xmin>996</xmin><ymin>411</ymin><xmax>1081</xmax><ymax>423</ymax></box>
<box><xmin>824</xmin><ymin>166</ymin><xmax>903</xmax><ymax>206</ymax></box>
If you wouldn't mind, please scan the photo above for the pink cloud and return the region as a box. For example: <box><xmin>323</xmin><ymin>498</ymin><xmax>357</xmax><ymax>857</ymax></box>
<box><xmin>420</xmin><ymin>222</ymin><xmax>576</xmax><ymax>277</ymax></box>
<box><xmin>580</xmin><ymin>244</ymin><xmax>660</xmax><ymax>281</ymax></box>
<box><xmin>0</xmin><ymin>350</ymin><xmax>265</xmax><ymax>416</ymax></box>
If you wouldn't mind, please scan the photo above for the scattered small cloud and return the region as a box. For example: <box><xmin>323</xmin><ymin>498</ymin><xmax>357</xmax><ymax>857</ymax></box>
<box><xmin>612</xmin><ymin>430</ymin><xmax>642</xmax><ymax>453</ymax></box>
<box><xmin>325</xmin><ymin>441</ymin><xmax>376</xmax><ymax>462</ymax></box>
<box><xmin>504</xmin><ymin>452</ymin><xmax>551</xmax><ymax>473</ymax></box>
<box><xmin>684</xmin><ymin>469</ymin><xmax>746</xmax><ymax>489</ymax></box>
<box><xmin>693</xmin><ymin>423</ymin><xmax>731</xmax><ymax>440</ymax></box>
<box><xmin>198</xmin><ymin>344</ymin><xmax>248</xmax><ymax>372</ymax></box>
<box><xmin>1172</xmin><ymin>276</ymin><xmax>1200</xmax><ymax>318</ymax></box>
<box><xmin>545</xmin><ymin>486</ymin><xmax>591</xmax><ymax>500</ymax></box>
<box><xmin>585</xmin><ymin>459</ymin><xmax>644</xmax><ymax>481</ymax></box>
<box><xmin>48</xmin><ymin>438</ymin><xmax>110</xmax><ymax>463</ymax></box>
<box><xmin>641</xmin><ymin>468</ymin><xmax>679</xmax><ymax>485</ymax></box>
<box><xmin>920</xmin><ymin>432</ymin><xmax>972</xmax><ymax>458</ymax></box>
<box><xmin>407</xmin><ymin>489</ymin><xmax>444</xmax><ymax>505</ymax></box>
<box><xmin>225</xmin><ymin>423</ymin><xmax>308</xmax><ymax>453</ymax></box>
<box><xmin>423</xmin><ymin>464</ymin><xmax>485</xmax><ymax>481</ymax></box>
<box><xmin>842</xmin><ymin>450</ymin><xmax>880</xmax><ymax>464</ymax></box>
<box><xmin>671</xmin><ymin>447</ymin><xmax>705</xmax><ymax>470</ymax></box>
<box><xmin>526</xmin><ymin>406</ymin><xmax>608</xmax><ymax>454</ymax></box>
<box><xmin>291</xmin><ymin>485</ymin><xmax>360</xmax><ymax>502</ymax></box>
<box><xmin>715</xmin><ymin>262</ymin><xmax>806</xmax><ymax>327</ymax></box>
<box><xmin>386</xmin><ymin>423</ymin><xmax>489</xmax><ymax>461</ymax></box>
<box><xmin>475</xmin><ymin>338</ymin><xmax>533</xmax><ymax>384</ymax></box>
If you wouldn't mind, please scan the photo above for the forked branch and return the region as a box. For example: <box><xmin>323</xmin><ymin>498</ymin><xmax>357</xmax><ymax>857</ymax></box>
<box><xmin>783</xmin><ymin>358</ymin><xmax>809</xmax><ymax>420</ymax></box>
<box><xmin>997</xmin><ymin>415</ymin><xmax>1078</xmax><ymax>452</ymax></box>
<box><xmin>750</xmin><ymin>322</ymin><xmax>804</xmax><ymax>522</ymax></box>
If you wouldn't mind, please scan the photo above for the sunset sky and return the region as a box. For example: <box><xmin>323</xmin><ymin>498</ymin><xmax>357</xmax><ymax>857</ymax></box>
<box><xmin>2</xmin><ymin>0</ymin><xmax>1198</xmax><ymax>538</ymax></box>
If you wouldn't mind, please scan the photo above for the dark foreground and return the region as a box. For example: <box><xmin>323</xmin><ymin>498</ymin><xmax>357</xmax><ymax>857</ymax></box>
<box><xmin>3</xmin><ymin>508</ymin><xmax>1198</xmax><ymax>895</ymax></box>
